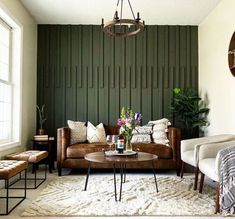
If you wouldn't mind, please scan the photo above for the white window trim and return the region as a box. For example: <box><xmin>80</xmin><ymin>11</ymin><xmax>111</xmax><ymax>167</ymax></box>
<box><xmin>0</xmin><ymin>3</ymin><xmax>23</xmax><ymax>151</ymax></box>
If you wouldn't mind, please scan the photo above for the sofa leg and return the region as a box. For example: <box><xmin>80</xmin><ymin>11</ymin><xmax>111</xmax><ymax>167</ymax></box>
<box><xmin>176</xmin><ymin>168</ymin><xmax>180</xmax><ymax>176</ymax></box>
<box><xmin>215</xmin><ymin>182</ymin><xmax>220</xmax><ymax>214</ymax></box>
<box><xmin>199</xmin><ymin>172</ymin><xmax>205</xmax><ymax>193</ymax></box>
<box><xmin>194</xmin><ymin>167</ymin><xmax>199</xmax><ymax>190</ymax></box>
<box><xmin>58</xmin><ymin>168</ymin><xmax>62</xmax><ymax>176</ymax></box>
<box><xmin>180</xmin><ymin>161</ymin><xmax>184</xmax><ymax>178</ymax></box>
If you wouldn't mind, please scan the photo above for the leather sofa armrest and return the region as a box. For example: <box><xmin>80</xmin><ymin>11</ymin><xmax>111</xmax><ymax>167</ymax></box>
<box><xmin>57</xmin><ymin>127</ymin><xmax>70</xmax><ymax>168</ymax></box>
<box><xmin>168</xmin><ymin>127</ymin><xmax>181</xmax><ymax>165</ymax></box>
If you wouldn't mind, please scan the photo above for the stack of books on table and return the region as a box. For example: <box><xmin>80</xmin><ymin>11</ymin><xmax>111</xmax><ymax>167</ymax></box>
<box><xmin>34</xmin><ymin>135</ymin><xmax>49</xmax><ymax>141</ymax></box>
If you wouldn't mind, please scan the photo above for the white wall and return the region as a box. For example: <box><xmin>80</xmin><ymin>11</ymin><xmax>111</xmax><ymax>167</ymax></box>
<box><xmin>0</xmin><ymin>0</ymin><xmax>37</xmax><ymax>158</ymax></box>
<box><xmin>199</xmin><ymin>0</ymin><xmax>235</xmax><ymax>136</ymax></box>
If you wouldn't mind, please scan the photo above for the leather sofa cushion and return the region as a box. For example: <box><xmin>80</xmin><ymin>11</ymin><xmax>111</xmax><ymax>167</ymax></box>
<box><xmin>67</xmin><ymin>143</ymin><xmax>109</xmax><ymax>158</ymax></box>
<box><xmin>67</xmin><ymin>143</ymin><xmax>172</xmax><ymax>159</ymax></box>
<box><xmin>132</xmin><ymin>143</ymin><xmax>172</xmax><ymax>159</ymax></box>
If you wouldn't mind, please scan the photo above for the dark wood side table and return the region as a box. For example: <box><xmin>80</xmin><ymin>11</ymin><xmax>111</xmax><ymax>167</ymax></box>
<box><xmin>32</xmin><ymin>137</ymin><xmax>55</xmax><ymax>173</ymax></box>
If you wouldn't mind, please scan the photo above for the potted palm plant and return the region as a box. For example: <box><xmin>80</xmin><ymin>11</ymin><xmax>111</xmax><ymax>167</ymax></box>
<box><xmin>170</xmin><ymin>87</ymin><xmax>209</xmax><ymax>139</ymax></box>
<box><xmin>36</xmin><ymin>104</ymin><xmax>47</xmax><ymax>135</ymax></box>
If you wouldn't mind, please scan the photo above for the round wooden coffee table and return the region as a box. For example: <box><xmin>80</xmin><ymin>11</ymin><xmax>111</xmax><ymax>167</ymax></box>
<box><xmin>84</xmin><ymin>151</ymin><xmax>158</xmax><ymax>201</ymax></box>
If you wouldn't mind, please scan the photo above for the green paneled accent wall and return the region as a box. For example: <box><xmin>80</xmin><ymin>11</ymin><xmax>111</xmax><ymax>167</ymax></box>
<box><xmin>37</xmin><ymin>25</ymin><xmax>198</xmax><ymax>136</ymax></box>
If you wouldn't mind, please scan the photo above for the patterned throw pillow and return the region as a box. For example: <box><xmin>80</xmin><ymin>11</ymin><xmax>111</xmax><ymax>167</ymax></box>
<box><xmin>87</xmin><ymin>121</ymin><xmax>106</xmax><ymax>143</ymax></box>
<box><xmin>148</xmin><ymin>118</ymin><xmax>171</xmax><ymax>146</ymax></box>
<box><xmin>67</xmin><ymin>120</ymin><xmax>87</xmax><ymax>144</ymax></box>
<box><xmin>132</xmin><ymin>124</ymin><xmax>153</xmax><ymax>135</ymax></box>
<box><xmin>131</xmin><ymin>124</ymin><xmax>153</xmax><ymax>143</ymax></box>
<box><xmin>131</xmin><ymin>134</ymin><xmax>152</xmax><ymax>144</ymax></box>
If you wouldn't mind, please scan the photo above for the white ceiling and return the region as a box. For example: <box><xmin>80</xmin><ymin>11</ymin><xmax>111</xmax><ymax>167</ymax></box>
<box><xmin>20</xmin><ymin>0</ymin><xmax>221</xmax><ymax>25</ymax></box>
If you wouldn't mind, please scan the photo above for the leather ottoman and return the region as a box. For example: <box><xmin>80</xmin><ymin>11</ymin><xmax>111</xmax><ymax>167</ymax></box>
<box><xmin>0</xmin><ymin>160</ymin><xmax>28</xmax><ymax>215</ymax></box>
<box><xmin>6</xmin><ymin>150</ymin><xmax>48</xmax><ymax>189</ymax></box>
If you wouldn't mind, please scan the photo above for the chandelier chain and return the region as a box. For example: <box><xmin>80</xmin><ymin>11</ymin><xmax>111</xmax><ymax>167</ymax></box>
<box><xmin>127</xmin><ymin>0</ymin><xmax>136</xmax><ymax>19</ymax></box>
<box><xmin>120</xmin><ymin>0</ymin><xmax>123</xmax><ymax>20</ymax></box>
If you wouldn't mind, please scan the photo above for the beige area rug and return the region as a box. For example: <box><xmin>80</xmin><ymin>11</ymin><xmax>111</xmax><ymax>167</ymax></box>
<box><xmin>22</xmin><ymin>175</ymin><xmax>216</xmax><ymax>216</ymax></box>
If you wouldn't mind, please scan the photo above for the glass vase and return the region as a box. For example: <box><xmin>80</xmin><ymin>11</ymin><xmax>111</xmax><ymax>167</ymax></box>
<box><xmin>125</xmin><ymin>137</ymin><xmax>133</xmax><ymax>152</ymax></box>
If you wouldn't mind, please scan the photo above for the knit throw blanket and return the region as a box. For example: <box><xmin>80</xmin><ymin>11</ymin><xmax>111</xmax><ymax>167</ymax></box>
<box><xmin>219</xmin><ymin>145</ymin><xmax>235</xmax><ymax>213</ymax></box>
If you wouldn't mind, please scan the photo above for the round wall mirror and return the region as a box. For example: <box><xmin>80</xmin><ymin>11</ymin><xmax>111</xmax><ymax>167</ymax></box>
<box><xmin>228</xmin><ymin>31</ymin><xmax>235</xmax><ymax>77</ymax></box>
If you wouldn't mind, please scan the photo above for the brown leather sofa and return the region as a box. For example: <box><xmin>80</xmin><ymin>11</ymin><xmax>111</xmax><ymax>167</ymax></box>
<box><xmin>57</xmin><ymin>125</ymin><xmax>181</xmax><ymax>176</ymax></box>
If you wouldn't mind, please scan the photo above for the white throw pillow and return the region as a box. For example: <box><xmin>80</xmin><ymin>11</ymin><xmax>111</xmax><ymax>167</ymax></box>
<box><xmin>152</xmin><ymin>131</ymin><xmax>170</xmax><ymax>145</ymax></box>
<box><xmin>148</xmin><ymin>118</ymin><xmax>171</xmax><ymax>146</ymax></box>
<box><xmin>148</xmin><ymin>118</ymin><xmax>171</xmax><ymax>126</ymax></box>
<box><xmin>153</xmin><ymin>122</ymin><xmax>168</xmax><ymax>132</ymax></box>
<box><xmin>87</xmin><ymin>121</ymin><xmax>106</xmax><ymax>143</ymax></box>
<box><xmin>67</xmin><ymin>120</ymin><xmax>87</xmax><ymax>144</ymax></box>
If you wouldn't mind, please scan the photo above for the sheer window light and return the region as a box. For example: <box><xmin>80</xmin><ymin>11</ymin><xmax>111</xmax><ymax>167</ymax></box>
<box><xmin>0</xmin><ymin>11</ymin><xmax>22</xmax><ymax>148</ymax></box>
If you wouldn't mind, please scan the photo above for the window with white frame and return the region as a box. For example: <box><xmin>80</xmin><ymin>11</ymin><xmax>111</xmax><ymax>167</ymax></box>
<box><xmin>0</xmin><ymin>15</ymin><xmax>21</xmax><ymax>148</ymax></box>
<box><xmin>0</xmin><ymin>19</ymin><xmax>12</xmax><ymax>144</ymax></box>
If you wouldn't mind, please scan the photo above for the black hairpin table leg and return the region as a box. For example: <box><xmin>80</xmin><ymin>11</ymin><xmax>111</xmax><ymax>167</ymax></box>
<box><xmin>152</xmin><ymin>161</ymin><xmax>158</xmax><ymax>192</ymax></box>
<box><xmin>113</xmin><ymin>163</ymin><xmax>117</xmax><ymax>201</ymax></box>
<box><xmin>119</xmin><ymin>163</ymin><xmax>124</xmax><ymax>201</ymax></box>
<box><xmin>84</xmin><ymin>162</ymin><xmax>91</xmax><ymax>191</ymax></box>
<box><xmin>123</xmin><ymin>163</ymin><xmax>127</xmax><ymax>183</ymax></box>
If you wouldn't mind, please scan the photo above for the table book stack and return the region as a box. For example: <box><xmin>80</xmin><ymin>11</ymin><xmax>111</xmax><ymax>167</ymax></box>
<box><xmin>34</xmin><ymin>135</ymin><xmax>49</xmax><ymax>141</ymax></box>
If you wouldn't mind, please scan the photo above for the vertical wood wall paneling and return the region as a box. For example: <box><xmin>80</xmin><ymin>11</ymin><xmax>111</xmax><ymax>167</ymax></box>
<box><xmin>141</xmin><ymin>28</ymin><xmax>150</xmax><ymax>125</ymax></box>
<box><xmin>120</xmin><ymin>28</ymin><xmax>127</xmax><ymax>109</ymax></box>
<box><xmin>71</xmin><ymin>25</ymin><xmax>79</xmax><ymax>122</ymax></box>
<box><xmin>186</xmin><ymin>26</ymin><xmax>191</xmax><ymax>87</ymax></box>
<box><xmin>191</xmin><ymin>26</ymin><xmax>198</xmax><ymax>89</ymax></box>
<box><xmin>87</xmin><ymin>26</ymin><xmax>96</xmax><ymax>124</ymax></box>
<box><xmin>163</xmin><ymin>26</ymin><xmax>171</xmax><ymax>119</ymax></box>
<box><xmin>76</xmin><ymin>26</ymin><xmax>85</xmax><ymax>122</ymax></box>
<box><xmin>114</xmin><ymin>32</ymin><xmax>122</xmax><ymax>120</ymax></box>
<box><xmin>125</xmin><ymin>31</ymin><xmax>132</xmax><ymax>110</ymax></box>
<box><xmin>136</xmin><ymin>29</ymin><xmax>144</xmax><ymax>115</ymax></box>
<box><xmin>179</xmin><ymin>26</ymin><xmax>187</xmax><ymax>88</ymax></box>
<box><xmin>152</xmin><ymin>26</ymin><xmax>159</xmax><ymax>120</ymax></box>
<box><xmin>99</xmin><ymin>31</ymin><xmax>110</xmax><ymax>124</ymax></box>
<box><xmin>98</xmin><ymin>29</ymin><xmax>104</xmax><ymax>123</ymax></box>
<box><xmin>175</xmin><ymin>26</ymin><xmax>180</xmax><ymax>88</ymax></box>
<box><xmin>157</xmin><ymin>26</ymin><xmax>165</xmax><ymax>118</ymax></box>
<box><xmin>92</xmin><ymin>26</ymin><xmax>100</xmax><ymax>124</ymax></box>
<box><xmin>130</xmin><ymin>28</ymin><xmax>139</xmax><ymax>115</ymax></box>
<box><xmin>54</xmin><ymin>26</ymin><xmax>63</xmax><ymax>133</ymax></box>
<box><xmin>44</xmin><ymin>26</ymin><xmax>53</xmax><ymax>135</ymax></box>
<box><xmin>37</xmin><ymin>25</ymin><xmax>198</xmax><ymax>135</ymax></box>
<box><xmin>37</xmin><ymin>26</ymin><xmax>46</xmax><ymax>132</ymax></box>
<box><xmin>48</xmin><ymin>26</ymin><xmax>57</xmax><ymax>136</ymax></box>
<box><xmin>60</xmin><ymin>26</ymin><xmax>69</xmax><ymax>126</ymax></box>
<box><xmin>37</xmin><ymin>26</ymin><xmax>44</xmax><ymax>132</ymax></box>
<box><xmin>147</xmin><ymin>26</ymin><xmax>154</xmax><ymax>120</ymax></box>
<box><xmin>109</xmin><ymin>32</ymin><xmax>117</xmax><ymax>125</ymax></box>
<box><xmin>65</xmin><ymin>25</ymin><xmax>76</xmax><ymax>123</ymax></box>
